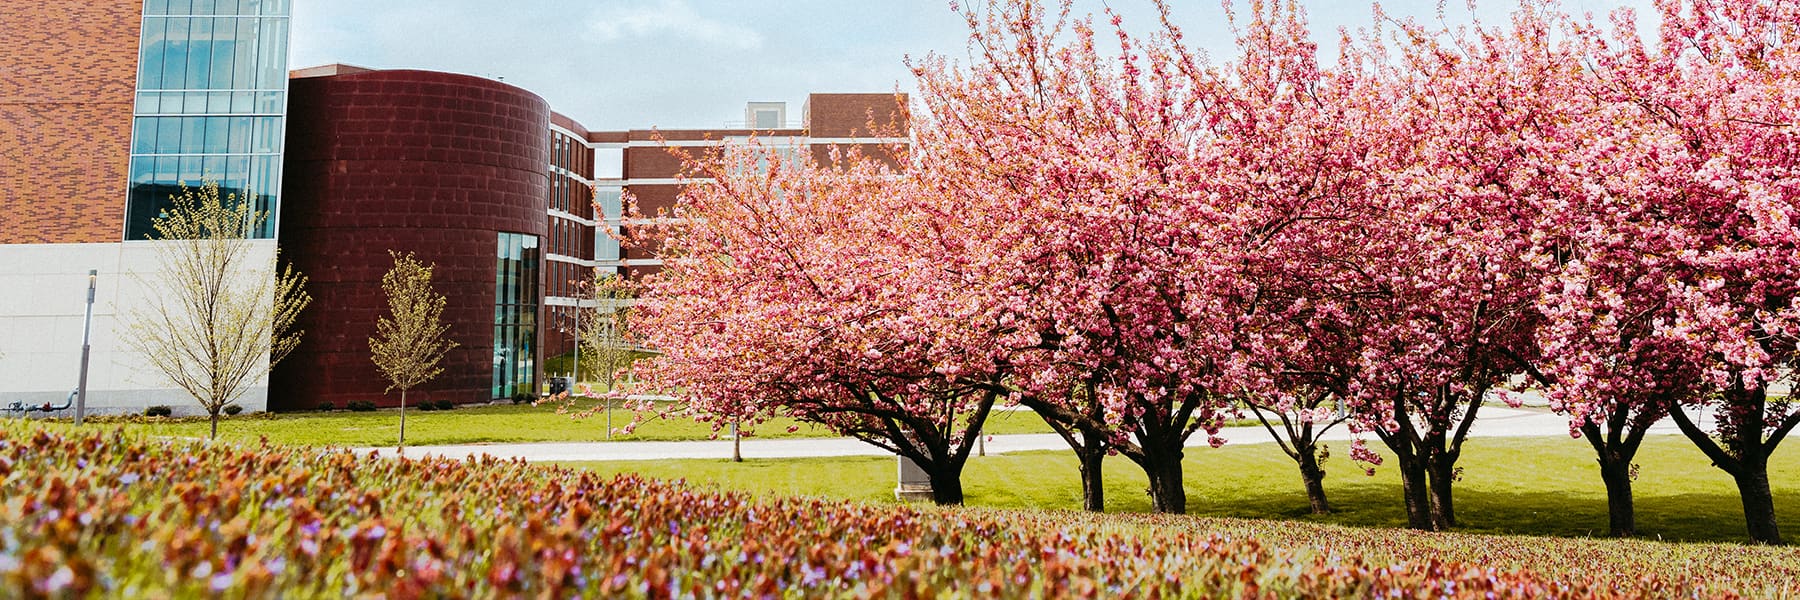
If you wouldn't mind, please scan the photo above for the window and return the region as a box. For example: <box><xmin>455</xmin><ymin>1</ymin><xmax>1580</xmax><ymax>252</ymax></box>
<box><xmin>493</xmin><ymin>232</ymin><xmax>540</xmax><ymax>399</ymax></box>
<box><xmin>596</xmin><ymin>188</ymin><xmax>622</xmax><ymax>263</ymax></box>
<box><xmin>125</xmin><ymin>0</ymin><xmax>291</xmax><ymax>240</ymax></box>
<box><xmin>745</xmin><ymin>101</ymin><xmax>786</xmax><ymax>129</ymax></box>
<box><xmin>754</xmin><ymin>109</ymin><xmax>780</xmax><ymax>128</ymax></box>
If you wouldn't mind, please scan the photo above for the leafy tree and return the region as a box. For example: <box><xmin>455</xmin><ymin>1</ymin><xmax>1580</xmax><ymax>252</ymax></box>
<box><xmin>576</xmin><ymin>272</ymin><xmax>635</xmax><ymax>392</ymax></box>
<box><xmin>126</xmin><ymin>181</ymin><xmax>310</xmax><ymax>439</ymax></box>
<box><xmin>369</xmin><ymin>251</ymin><xmax>457</xmax><ymax>448</ymax></box>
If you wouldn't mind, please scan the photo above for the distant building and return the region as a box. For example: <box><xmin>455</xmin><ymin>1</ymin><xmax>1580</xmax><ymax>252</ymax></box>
<box><xmin>588</xmin><ymin>93</ymin><xmax>911</xmax><ymax>282</ymax></box>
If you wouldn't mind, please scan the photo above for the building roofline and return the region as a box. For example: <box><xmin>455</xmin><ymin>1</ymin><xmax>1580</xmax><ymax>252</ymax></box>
<box><xmin>288</xmin><ymin>63</ymin><xmax>377</xmax><ymax>79</ymax></box>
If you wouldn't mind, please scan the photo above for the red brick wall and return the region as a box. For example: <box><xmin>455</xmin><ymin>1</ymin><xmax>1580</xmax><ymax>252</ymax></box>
<box><xmin>594</xmin><ymin>100</ymin><xmax>910</xmax><ymax>282</ymax></box>
<box><xmin>804</xmin><ymin>93</ymin><xmax>909</xmax><ymax>138</ymax></box>
<box><xmin>270</xmin><ymin>70</ymin><xmax>551</xmax><ymax>411</ymax></box>
<box><xmin>622</xmin><ymin>145</ymin><xmax>712</xmax><ymax>181</ymax></box>
<box><xmin>0</xmin><ymin>0</ymin><xmax>141</xmax><ymax>244</ymax></box>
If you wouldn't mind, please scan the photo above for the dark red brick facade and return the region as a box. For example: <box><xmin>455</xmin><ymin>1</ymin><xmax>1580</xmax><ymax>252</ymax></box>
<box><xmin>544</xmin><ymin>113</ymin><xmax>596</xmax><ymax>358</ymax></box>
<box><xmin>0</xmin><ymin>0</ymin><xmax>141</xmax><ymax>244</ymax></box>
<box><xmin>269</xmin><ymin>67</ymin><xmax>551</xmax><ymax>410</ymax></box>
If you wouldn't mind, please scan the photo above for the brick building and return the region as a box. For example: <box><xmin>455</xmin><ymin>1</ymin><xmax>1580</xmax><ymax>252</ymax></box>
<box><xmin>587</xmin><ymin>94</ymin><xmax>911</xmax><ymax>281</ymax></box>
<box><xmin>0</xmin><ymin>0</ymin><xmax>907</xmax><ymax>413</ymax></box>
<box><xmin>269</xmin><ymin>65</ymin><xmax>555</xmax><ymax>410</ymax></box>
<box><xmin>0</xmin><ymin>0</ymin><xmax>292</xmax><ymax>414</ymax></box>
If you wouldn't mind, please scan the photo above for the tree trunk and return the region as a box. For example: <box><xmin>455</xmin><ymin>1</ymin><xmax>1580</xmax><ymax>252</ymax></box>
<box><xmin>1076</xmin><ymin>444</ymin><xmax>1106</xmax><ymax>512</ymax></box>
<box><xmin>398</xmin><ymin>389</ymin><xmax>408</xmax><ymax>449</ymax></box>
<box><xmin>927</xmin><ymin>464</ymin><xmax>965</xmax><ymax>506</ymax></box>
<box><xmin>1599</xmin><ymin>459</ymin><xmax>1636</xmax><ymax>537</ymax></box>
<box><xmin>210</xmin><ymin>412</ymin><xmax>219</xmax><ymax>440</ymax></box>
<box><xmin>1141</xmin><ymin>447</ymin><xmax>1186</xmax><ymax>514</ymax></box>
<box><xmin>1016</xmin><ymin>392</ymin><xmax>1109</xmax><ymax>512</ymax></box>
<box><xmin>731</xmin><ymin>421</ymin><xmax>742</xmax><ymax>462</ymax></box>
<box><xmin>1666</xmin><ymin>390</ymin><xmax>1790</xmax><ymax>545</ymax></box>
<box><xmin>1582</xmin><ymin>412</ymin><xmax>1647</xmax><ymax>539</ymax></box>
<box><xmin>1297</xmin><ymin>446</ymin><xmax>1330</xmax><ymax>515</ymax></box>
<box><xmin>1427</xmin><ymin>455</ymin><xmax>1457</xmax><ymax>530</ymax></box>
<box><xmin>1735</xmin><ymin>461</ymin><xmax>1782</xmax><ymax>545</ymax></box>
<box><xmin>1398</xmin><ymin>458</ymin><xmax>1434</xmax><ymax>530</ymax></box>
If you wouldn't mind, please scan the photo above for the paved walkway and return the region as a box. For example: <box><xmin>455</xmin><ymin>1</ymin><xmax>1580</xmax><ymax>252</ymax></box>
<box><xmin>368</xmin><ymin>406</ymin><xmax>1700</xmax><ymax>463</ymax></box>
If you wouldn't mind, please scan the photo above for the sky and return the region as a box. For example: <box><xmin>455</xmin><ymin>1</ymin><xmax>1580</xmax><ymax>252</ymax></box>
<box><xmin>289</xmin><ymin>0</ymin><xmax>1653</xmax><ymax>133</ymax></box>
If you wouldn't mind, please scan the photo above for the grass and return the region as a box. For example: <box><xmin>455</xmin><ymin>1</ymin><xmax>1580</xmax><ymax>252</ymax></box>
<box><xmin>82</xmin><ymin>399</ymin><xmax>1060</xmax><ymax>447</ymax></box>
<box><xmin>563</xmin><ymin>433</ymin><xmax>1800</xmax><ymax>545</ymax></box>
<box><xmin>14</xmin><ymin>421</ymin><xmax>1792</xmax><ymax>597</ymax></box>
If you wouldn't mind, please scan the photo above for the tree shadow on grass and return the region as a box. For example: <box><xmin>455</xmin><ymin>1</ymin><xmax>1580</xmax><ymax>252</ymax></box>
<box><xmin>966</xmin><ymin>448</ymin><xmax>1799</xmax><ymax>545</ymax></box>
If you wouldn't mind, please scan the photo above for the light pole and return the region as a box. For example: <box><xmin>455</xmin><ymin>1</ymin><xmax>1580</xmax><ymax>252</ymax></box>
<box><xmin>75</xmin><ymin>269</ymin><xmax>96</xmax><ymax>426</ymax></box>
<box><xmin>571</xmin><ymin>308</ymin><xmax>581</xmax><ymax>390</ymax></box>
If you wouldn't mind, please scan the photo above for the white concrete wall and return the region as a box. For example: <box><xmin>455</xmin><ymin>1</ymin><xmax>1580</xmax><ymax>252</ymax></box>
<box><xmin>0</xmin><ymin>240</ymin><xmax>277</xmax><ymax>417</ymax></box>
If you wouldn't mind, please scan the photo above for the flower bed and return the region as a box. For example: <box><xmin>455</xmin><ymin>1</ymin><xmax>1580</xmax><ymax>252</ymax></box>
<box><xmin>0</xmin><ymin>424</ymin><xmax>1767</xmax><ymax>598</ymax></box>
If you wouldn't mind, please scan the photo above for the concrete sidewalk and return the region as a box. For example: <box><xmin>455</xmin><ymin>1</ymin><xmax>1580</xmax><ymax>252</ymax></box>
<box><xmin>368</xmin><ymin>406</ymin><xmax>1697</xmax><ymax>463</ymax></box>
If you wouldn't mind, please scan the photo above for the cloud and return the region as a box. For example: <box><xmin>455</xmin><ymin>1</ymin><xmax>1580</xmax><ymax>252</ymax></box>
<box><xmin>587</xmin><ymin>0</ymin><xmax>765</xmax><ymax>50</ymax></box>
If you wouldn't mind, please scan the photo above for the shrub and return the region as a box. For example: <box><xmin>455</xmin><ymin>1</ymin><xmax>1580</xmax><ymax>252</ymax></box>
<box><xmin>143</xmin><ymin>405</ymin><xmax>172</xmax><ymax>417</ymax></box>
<box><xmin>347</xmin><ymin>400</ymin><xmax>378</xmax><ymax>412</ymax></box>
<box><xmin>433</xmin><ymin>400</ymin><xmax>455</xmax><ymax>411</ymax></box>
<box><xmin>416</xmin><ymin>403</ymin><xmax>436</xmax><ymax>412</ymax></box>
<box><xmin>511</xmin><ymin>392</ymin><xmax>535</xmax><ymax>405</ymax></box>
<box><xmin>316</xmin><ymin>402</ymin><xmax>337</xmax><ymax>412</ymax></box>
<box><xmin>222</xmin><ymin>404</ymin><xmax>244</xmax><ymax>416</ymax></box>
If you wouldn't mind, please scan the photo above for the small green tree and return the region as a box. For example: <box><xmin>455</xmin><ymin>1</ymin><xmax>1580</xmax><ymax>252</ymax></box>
<box><xmin>572</xmin><ymin>272</ymin><xmax>637</xmax><ymax>438</ymax></box>
<box><xmin>578</xmin><ymin>273</ymin><xmax>636</xmax><ymax>391</ymax></box>
<box><xmin>127</xmin><ymin>181</ymin><xmax>311</xmax><ymax>439</ymax></box>
<box><xmin>369</xmin><ymin>251</ymin><xmax>457</xmax><ymax>447</ymax></box>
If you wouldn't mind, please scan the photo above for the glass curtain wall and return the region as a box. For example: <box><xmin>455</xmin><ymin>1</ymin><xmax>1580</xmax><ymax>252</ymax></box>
<box><xmin>126</xmin><ymin>0</ymin><xmax>291</xmax><ymax>240</ymax></box>
<box><xmin>494</xmin><ymin>232</ymin><xmax>541</xmax><ymax>399</ymax></box>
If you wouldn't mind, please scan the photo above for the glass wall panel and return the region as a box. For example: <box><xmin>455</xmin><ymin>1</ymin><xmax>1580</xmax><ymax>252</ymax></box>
<box><xmin>185</xmin><ymin>18</ymin><xmax>212</xmax><ymax>89</ymax></box>
<box><xmin>227</xmin><ymin>116</ymin><xmax>252</xmax><ymax>153</ymax></box>
<box><xmin>160</xmin><ymin>18</ymin><xmax>189</xmax><ymax>87</ymax></box>
<box><xmin>127</xmin><ymin>2</ymin><xmax>289</xmax><ymax>240</ymax></box>
<box><xmin>233</xmin><ymin>21</ymin><xmax>257</xmax><ymax>87</ymax></box>
<box><xmin>138</xmin><ymin>31</ymin><xmax>166</xmax><ymax>89</ymax></box>
<box><xmin>132</xmin><ymin>118</ymin><xmax>156</xmax><ymax>154</ymax></box>
<box><xmin>256</xmin><ymin>19</ymin><xmax>287</xmax><ymax>89</ymax></box>
<box><xmin>180</xmin><ymin>118</ymin><xmax>205</xmax><ymax>153</ymax></box>
<box><xmin>493</xmin><ymin>233</ymin><xmax>541</xmax><ymax>399</ymax></box>
<box><xmin>596</xmin><ymin>188</ymin><xmax>623</xmax><ymax>262</ymax></box>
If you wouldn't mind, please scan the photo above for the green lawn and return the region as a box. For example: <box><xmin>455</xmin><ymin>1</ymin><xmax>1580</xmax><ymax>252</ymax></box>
<box><xmin>564</xmin><ymin>433</ymin><xmax>1800</xmax><ymax>545</ymax></box>
<box><xmin>88</xmin><ymin>400</ymin><xmax>1059</xmax><ymax>447</ymax></box>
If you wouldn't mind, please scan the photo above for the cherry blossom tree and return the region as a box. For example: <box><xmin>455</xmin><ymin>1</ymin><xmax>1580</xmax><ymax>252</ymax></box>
<box><xmin>1537</xmin><ymin>0</ymin><xmax>1800</xmax><ymax>544</ymax></box>
<box><xmin>910</xmin><ymin>0</ymin><xmax>1247</xmax><ymax>514</ymax></box>
<box><xmin>1533</xmin><ymin>249</ymin><xmax>1702</xmax><ymax>537</ymax></box>
<box><xmin>1516</xmin><ymin>3</ymin><xmax>1708</xmax><ymax>538</ymax></box>
<box><xmin>627</xmin><ymin>141</ymin><xmax>1015</xmax><ymax>506</ymax></box>
<box><xmin>1194</xmin><ymin>0</ymin><xmax>1387</xmax><ymax>517</ymax></box>
<box><xmin>1320</xmin><ymin>3</ymin><xmax>1582</xmax><ymax>532</ymax></box>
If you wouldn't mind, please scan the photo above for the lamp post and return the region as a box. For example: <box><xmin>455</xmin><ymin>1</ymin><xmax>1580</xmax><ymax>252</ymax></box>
<box><xmin>571</xmin><ymin>308</ymin><xmax>581</xmax><ymax>392</ymax></box>
<box><xmin>75</xmin><ymin>269</ymin><xmax>96</xmax><ymax>425</ymax></box>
